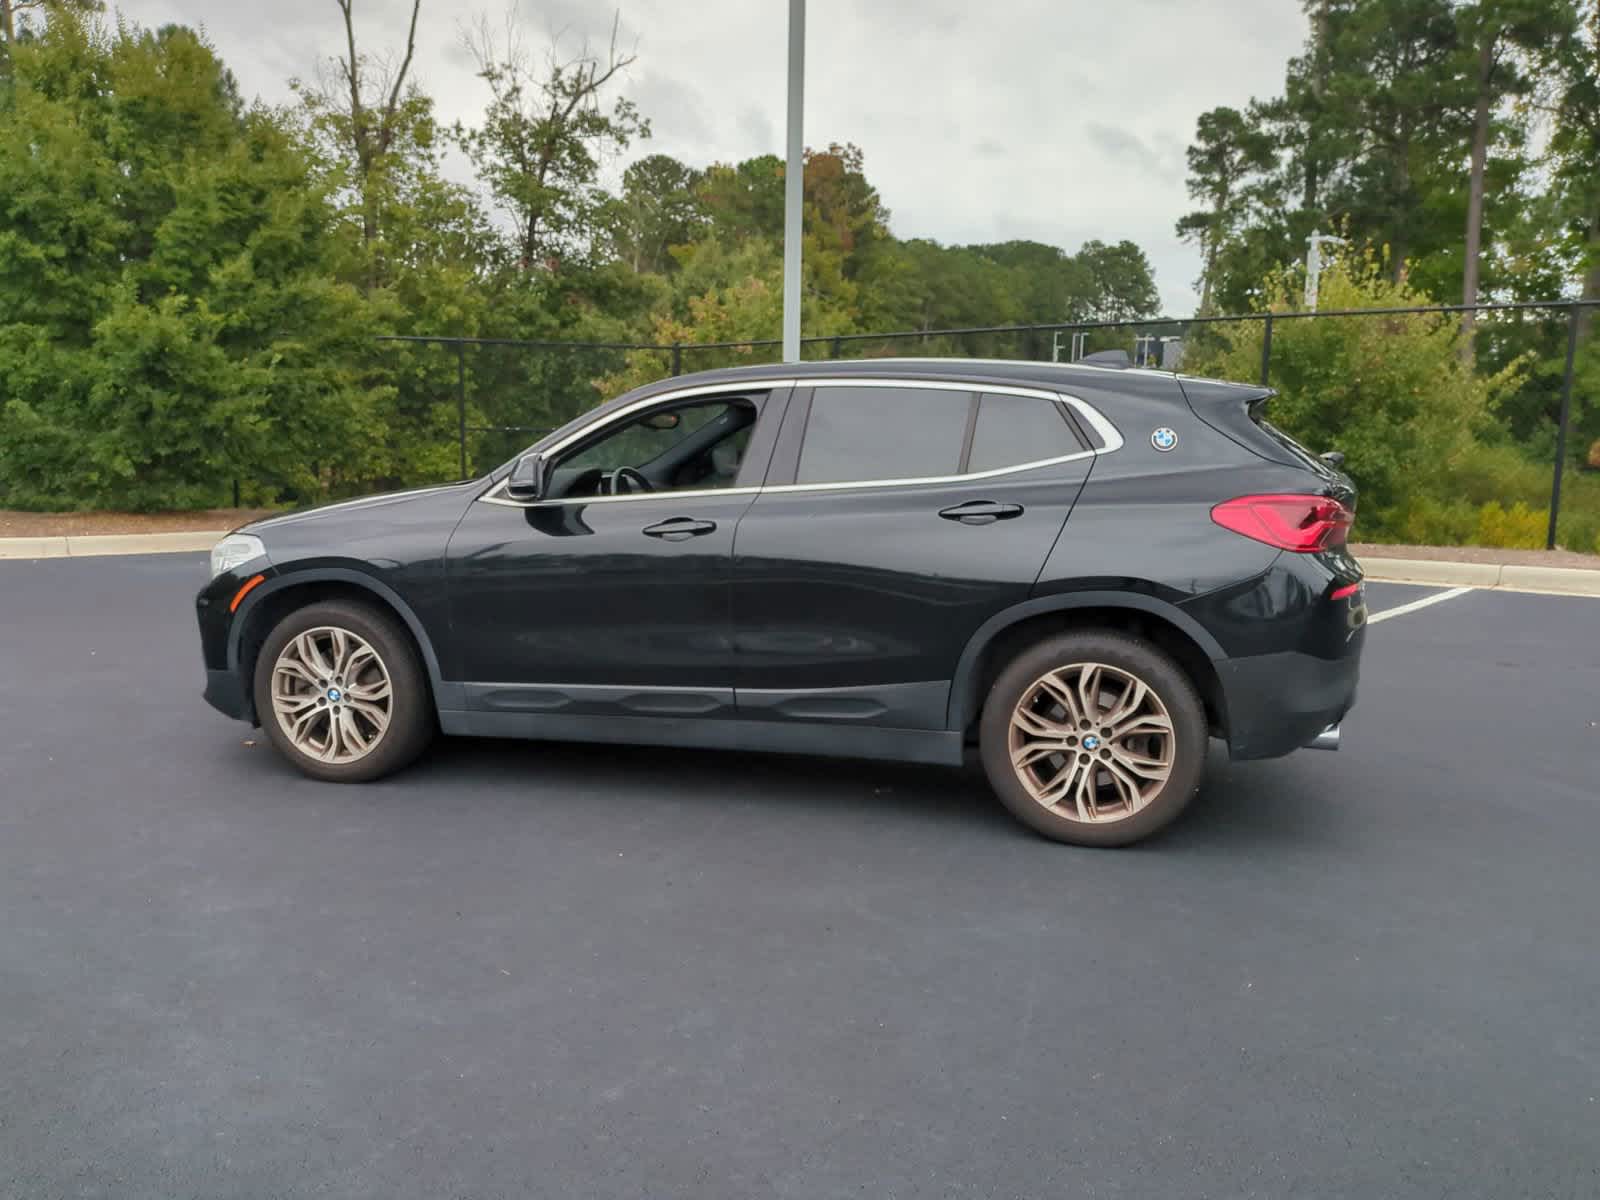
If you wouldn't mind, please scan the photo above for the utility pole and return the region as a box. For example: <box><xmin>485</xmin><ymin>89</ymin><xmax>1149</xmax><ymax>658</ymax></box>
<box><xmin>1305</xmin><ymin>229</ymin><xmax>1346</xmax><ymax>311</ymax></box>
<box><xmin>781</xmin><ymin>0</ymin><xmax>805</xmax><ymax>363</ymax></box>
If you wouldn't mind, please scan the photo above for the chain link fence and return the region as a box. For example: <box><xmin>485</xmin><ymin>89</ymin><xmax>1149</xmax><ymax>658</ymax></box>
<box><xmin>379</xmin><ymin>299</ymin><xmax>1599</xmax><ymax>552</ymax></box>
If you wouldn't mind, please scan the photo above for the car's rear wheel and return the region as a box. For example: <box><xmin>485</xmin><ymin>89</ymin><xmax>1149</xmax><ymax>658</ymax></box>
<box><xmin>252</xmin><ymin>600</ymin><xmax>434</xmax><ymax>782</ymax></box>
<box><xmin>979</xmin><ymin>631</ymin><xmax>1207</xmax><ymax>846</ymax></box>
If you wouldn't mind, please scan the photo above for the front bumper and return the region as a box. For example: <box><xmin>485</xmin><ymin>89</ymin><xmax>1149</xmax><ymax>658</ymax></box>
<box><xmin>203</xmin><ymin>668</ymin><xmax>254</xmax><ymax>722</ymax></box>
<box><xmin>196</xmin><ymin>564</ymin><xmax>272</xmax><ymax>725</ymax></box>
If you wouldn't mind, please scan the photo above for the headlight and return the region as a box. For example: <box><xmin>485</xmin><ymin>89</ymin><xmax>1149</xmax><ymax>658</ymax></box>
<box><xmin>210</xmin><ymin>533</ymin><xmax>266</xmax><ymax>579</ymax></box>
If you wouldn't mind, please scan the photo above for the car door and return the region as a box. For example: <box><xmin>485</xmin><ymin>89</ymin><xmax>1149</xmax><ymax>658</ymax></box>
<box><xmin>730</xmin><ymin>379</ymin><xmax>1096</xmax><ymax>730</ymax></box>
<box><xmin>446</xmin><ymin>387</ymin><xmax>788</xmax><ymax>720</ymax></box>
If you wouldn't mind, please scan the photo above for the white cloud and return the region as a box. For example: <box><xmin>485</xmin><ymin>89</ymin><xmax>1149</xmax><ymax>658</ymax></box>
<box><xmin>118</xmin><ymin>0</ymin><xmax>1308</xmax><ymax>316</ymax></box>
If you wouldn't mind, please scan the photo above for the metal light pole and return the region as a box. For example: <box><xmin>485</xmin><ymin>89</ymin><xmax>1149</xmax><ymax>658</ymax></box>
<box><xmin>782</xmin><ymin>0</ymin><xmax>805</xmax><ymax>363</ymax></box>
<box><xmin>1305</xmin><ymin>229</ymin><xmax>1345</xmax><ymax>311</ymax></box>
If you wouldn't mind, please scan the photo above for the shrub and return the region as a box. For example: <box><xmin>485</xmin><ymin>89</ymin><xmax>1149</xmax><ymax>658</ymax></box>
<box><xmin>1182</xmin><ymin>249</ymin><xmax>1527</xmax><ymax>540</ymax></box>
<box><xmin>1474</xmin><ymin>502</ymin><xmax>1547</xmax><ymax>549</ymax></box>
<box><xmin>1387</xmin><ymin>497</ymin><xmax>1475</xmax><ymax>546</ymax></box>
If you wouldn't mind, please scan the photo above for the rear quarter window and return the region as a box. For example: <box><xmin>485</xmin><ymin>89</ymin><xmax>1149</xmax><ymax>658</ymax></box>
<box><xmin>967</xmin><ymin>392</ymin><xmax>1085</xmax><ymax>473</ymax></box>
<box><xmin>1251</xmin><ymin>406</ymin><xmax>1325</xmax><ymax>472</ymax></box>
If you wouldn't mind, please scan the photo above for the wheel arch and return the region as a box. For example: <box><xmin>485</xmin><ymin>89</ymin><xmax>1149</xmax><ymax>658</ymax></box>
<box><xmin>230</xmin><ymin>569</ymin><xmax>454</xmax><ymax>722</ymax></box>
<box><xmin>947</xmin><ymin>592</ymin><xmax>1229</xmax><ymax>738</ymax></box>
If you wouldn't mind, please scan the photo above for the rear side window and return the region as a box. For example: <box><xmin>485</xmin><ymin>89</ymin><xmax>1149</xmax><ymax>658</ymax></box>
<box><xmin>796</xmin><ymin>386</ymin><xmax>971</xmax><ymax>484</ymax></box>
<box><xmin>967</xmin><ymin>392</ymin><xmax>1084</xmax><ymax>473</ymax></box>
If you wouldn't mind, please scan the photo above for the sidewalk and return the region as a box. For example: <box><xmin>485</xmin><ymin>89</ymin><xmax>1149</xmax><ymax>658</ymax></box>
<box><xmin>0</xmin><ymin>530</ymin><xmax>227</xmax><ymax>559</ymax></box>
<box><xmin>1350</xmin><ymin>543</ymin><xmax>1600</xmax><ymax>595</ymax></box>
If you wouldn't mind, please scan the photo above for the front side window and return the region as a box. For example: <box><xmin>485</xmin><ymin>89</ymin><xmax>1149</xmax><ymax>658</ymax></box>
<box><xmin>796</xmin><ymin>386</ymin><xmax>971</xmax><ymax>484</ymax></box>
<box><xmin>548</xmin><ymin>397</ymin><xmax>758</xmax><ymax>499</ymax></box>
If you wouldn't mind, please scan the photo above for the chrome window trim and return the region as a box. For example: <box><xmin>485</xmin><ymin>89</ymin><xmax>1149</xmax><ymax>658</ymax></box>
<box><xmin>479</xmin><ymin>485</ymin><xmax>763</xmax><ymax>509</ymax></box>
<box><xmin>476</xmin><ymin>374</ymin><xmax>1122</xmax><ymax>509</ymax></box>
<box><xmin>544</xmin><ymin>380</ymin><xmax>794</xmax><ymax>460</ymax></box>
<box><xmin>760</xmin><ymin>450</ymin><xmax>1095</xmax><ymax>494</ymax></box>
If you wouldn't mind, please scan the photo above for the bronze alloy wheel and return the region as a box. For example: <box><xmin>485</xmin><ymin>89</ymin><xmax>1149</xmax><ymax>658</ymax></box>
<box><xmin>253</xmin><ymin>599</ymin><xmax>435</xmax><ymax>783</ymax></box>
<box><xmin>270</xmin><ymin>626</ymin><xmax>394</xmax><ymax>764</ymax></box>
<box><xmin>1007</xmin><ymin>661</ymin><xmax>1175</xmax><ymax>823</ymax></box>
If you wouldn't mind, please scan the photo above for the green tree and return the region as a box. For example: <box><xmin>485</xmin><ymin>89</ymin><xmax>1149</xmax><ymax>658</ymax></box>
<box><xmin>1455</xmin><ymin>0</ymin><xmax>1576</xmax><ymax>349</ymax></box>
<box><xmin>1074</xmin><ymin>240</ymin><xmax>1161</xmax><ymax>321</ymax></box>
<box><xmin>605</xmin><ymin>153</ymin><xmax>705</xmax><ymax>274</ymax></box>
<box><xmin>1175</xmin><ymin>106</ymin><xmax>1277</xmax><ymax>311</ymax></box>
<box><xmin>292</xmin><ymin>0</ymin><xmax>423</xmax><ymax>285</ymax></box>
<box><xmin>460</xmin><ymin>12</ymin><xmax>648</xmax><ymax>270</ymax></box>
<box><xmin>1547</xmin><ymin>1</ymin><xmax>1600</xmax><ymax>337</ymax></box>
<box><xmin>0</xmin><ymin>13</ymin><xmax>388</xmax><ymax>508</ymax></box>
<box><xmin>0</xmin><ymin>0</ymin><xmax>98</xmax><ymax>61</ymax></box>
<box><xmin>1184</xmin><ymin>249</ymin><xmax>1525</xmax><ymax>530</ymax></box>
<box><xmin>1186</xmin><ymin>0</ymin><xmax>1524</xmax><ymax>309</ymax></box>
<box><xmin>694</xmin><ymin>155</ymin><xmax>786</xmax><ymax>245</ymax></box>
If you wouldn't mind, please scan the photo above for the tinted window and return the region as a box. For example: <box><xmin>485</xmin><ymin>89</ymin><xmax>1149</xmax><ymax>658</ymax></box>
<box><xmin>967</xmin><ymin>392</ymin><xmax>1083</xmax><ymax>473</ymax></box>
<box><xmin>565</xmin><ymin>401</ymin><xmax>736</xmax><ymax>474</ymax></box>
<box><xmin>1252</xmin><ymin>411</ymin><xmax>1325</xmax><ymax>471</ymax></box>
<box><xmin>796</xmin><ymin>387</ymin><xmax>971</xmax><ymax>484</ymax></box>
<box><xmin>548</xmin><ymin>398</ymin><xmax>758</xmax><ymax>499</ymax></box>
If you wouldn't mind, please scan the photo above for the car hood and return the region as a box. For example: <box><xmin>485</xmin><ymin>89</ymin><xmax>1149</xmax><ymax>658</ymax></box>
<box><xmin>239</xmin><ymin>481</ymin><xmax>480</xmax><ymax>535</ymax></box>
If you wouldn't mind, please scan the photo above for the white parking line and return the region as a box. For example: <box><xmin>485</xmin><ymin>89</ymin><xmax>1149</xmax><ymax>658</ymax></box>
<box><xmin>1367</xmin><ymin>585</ymin><xmax>1475</xmax><ymax>624</ymax></box>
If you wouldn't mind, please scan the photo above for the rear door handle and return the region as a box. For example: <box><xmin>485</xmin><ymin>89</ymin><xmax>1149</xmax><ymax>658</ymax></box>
<box><xmin>938</xmin><ymin>500</ymin><xmax>1024</xmax><ymax>525</ymax></box>
<box><xmin>642</xmin><ymin>516</ymin><xmax>718</xmax><ymax>541</ymax></box>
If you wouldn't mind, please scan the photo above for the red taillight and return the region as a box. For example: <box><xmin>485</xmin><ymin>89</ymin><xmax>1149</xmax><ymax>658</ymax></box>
<box><xmin>1330</xmin><ymin>581</ymin><xmax>1362</xmax><ymax>602</ymax></box>
<box><xmin>1210</xmin><ymin>494</ymin><xmax>1354</xmax><ymax>552</ymax></box>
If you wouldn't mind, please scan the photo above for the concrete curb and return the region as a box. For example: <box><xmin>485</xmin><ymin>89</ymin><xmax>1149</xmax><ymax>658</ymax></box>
<box><xmin>1360</xmin><ymin>556</ymin><xmax>1600</xmax><ymax>596</ymax></box>
<box><xmin>0</xmin><ymin>530</ymin><xmax>226</xmax><ymax>560</ymax></box>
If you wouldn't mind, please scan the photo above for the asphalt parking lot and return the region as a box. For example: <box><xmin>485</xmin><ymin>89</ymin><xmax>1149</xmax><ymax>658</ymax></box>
<box><xmin>2</xmin><ymin>553</ymin><xmax>1597</xmax><ymax>1199</ymax></box>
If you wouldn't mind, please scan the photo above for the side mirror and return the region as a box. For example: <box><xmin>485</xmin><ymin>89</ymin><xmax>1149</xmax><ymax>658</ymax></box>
<box><xmin>505</xmin><ymin>453</ymin><xmax>548</xmax><ymax>501</ymax></box>
<box><xmin>1320</xmin><ymin>450</ymin><xmax>1346</xmax><ymax>469</ymax></box>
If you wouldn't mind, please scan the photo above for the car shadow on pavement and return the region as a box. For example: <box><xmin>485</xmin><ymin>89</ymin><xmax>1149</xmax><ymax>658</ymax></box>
<box><xmin>407</xmin><ymin>734</ymin><xmax>1017</xmax><ymax>835</ymax></box>
<box><xmin>377</xmin><ymin>734</ymin><xmax>1351</xmax><ymax>853</ymax></box>
<box><xmin>1168</xmin><ymin>745</ymin><xmax>1354</xmax><ymax>853</ymax></box>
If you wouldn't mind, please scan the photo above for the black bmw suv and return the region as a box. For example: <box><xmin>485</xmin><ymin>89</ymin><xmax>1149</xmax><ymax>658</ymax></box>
<box><xmin>196</xmin><ymin>358</ymin><xmax>1365</xmax><ymax>846</ymax></box>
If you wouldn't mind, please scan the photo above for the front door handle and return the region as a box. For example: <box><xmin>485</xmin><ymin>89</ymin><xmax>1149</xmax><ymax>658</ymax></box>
<box><xmin>938</xmin><ymin>500</ymin><xmax>1024</xmax><ymax>525</ymax></box>
<box><xmin>642</xmin><ymin>516</ymin><xmax>718</xmax><ymax>541</ymax></box>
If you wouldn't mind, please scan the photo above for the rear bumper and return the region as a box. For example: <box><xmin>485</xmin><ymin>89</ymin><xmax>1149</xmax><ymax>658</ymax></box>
<box><xmin>1217</xmin><ymin>648</ymin><xmax>1360</xmax><ymax>760</ymax></box>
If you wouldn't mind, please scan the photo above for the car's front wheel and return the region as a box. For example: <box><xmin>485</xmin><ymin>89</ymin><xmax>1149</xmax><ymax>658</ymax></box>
<box><xmin>979</xmin><ymin>631</ymin><xmax>1207</xmax><ymax>846</ymax></box>
<box><xmin>252</xmin><ymin>600</ymin><xmax>434</xmax><ymax>782</ymax></box>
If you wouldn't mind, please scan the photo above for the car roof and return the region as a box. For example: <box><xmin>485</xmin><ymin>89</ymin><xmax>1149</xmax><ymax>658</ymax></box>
<box><xmin>631</xmin><ymin>356</ymin><xmax>1186</xmax><ymax>401</ymax></box>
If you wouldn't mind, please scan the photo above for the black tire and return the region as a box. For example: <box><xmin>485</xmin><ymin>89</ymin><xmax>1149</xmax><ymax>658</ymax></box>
<box><xmin>252</xmin><ymin>599</ymin><xmax>435</xmax><ymax>783</ymax></box>
<box><xmin>978</xmin><ymin>630</ymin><xmax>1207</xmax><ymax>847</ymax></box>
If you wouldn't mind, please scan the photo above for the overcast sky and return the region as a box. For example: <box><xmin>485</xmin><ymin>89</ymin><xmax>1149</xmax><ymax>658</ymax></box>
<box><xmin>123</xmin><ymin>0</ymin><xmax>1308</xmax><ymax>317</ymax></box>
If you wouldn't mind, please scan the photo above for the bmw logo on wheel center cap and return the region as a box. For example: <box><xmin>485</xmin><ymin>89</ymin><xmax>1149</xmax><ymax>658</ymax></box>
<box><xmin>1151</xmin><ymin>427</ymin><xmax>1178</xmax><ymax>452</ymax></box>
<box><xmin>1084</xmin><ymin>735</ymin><xmax>1101</xmax><ymax>750</ymax></box>
<box><xmin>327</xmin><ymin>688</ymin><xmax>343</xmax><ymax>702</ymax></box>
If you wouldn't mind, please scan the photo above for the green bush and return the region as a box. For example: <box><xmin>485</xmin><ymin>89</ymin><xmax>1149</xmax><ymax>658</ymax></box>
<box><xmin>1183</xmin><ymin>250</ymin><xmax>1528</xmax><ymax>537</ymax></box>
<box><xmin>1389</xmin><ymin>497</ymin><xmax>1477</xmax><ymax>546</ymax></box>
<box><xmin>1180</xmin><ymin>250</ymin><xmax>1600</xmax><ymax>556</ymax></box>
<box><xmin>1474</xmin><ymin>501</ymin><xmax>1547</xmax><ymax>549</ymax></box>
